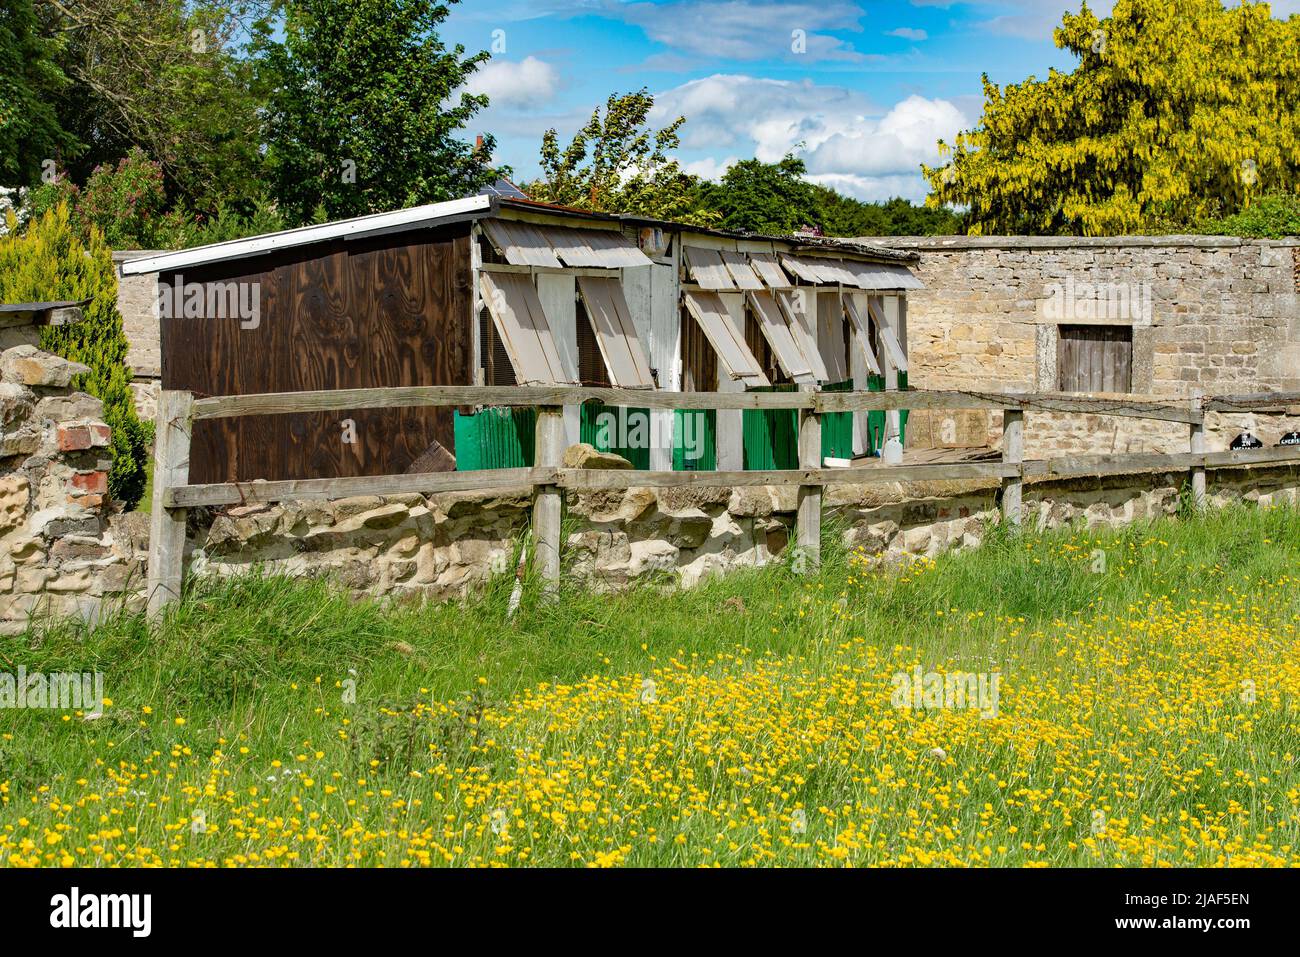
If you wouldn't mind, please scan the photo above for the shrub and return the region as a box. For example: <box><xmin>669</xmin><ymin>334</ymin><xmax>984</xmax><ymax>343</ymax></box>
<box><xmin>1200</xmin><ymin>192</ymin><xmax>1300</xmax><ymax>239</ymax></box>
<box><xmin>75</xmin><ymin>148</ymin><xmax>172</xmax><ymax>249</ymax></box>
<box><xmin>22</xmin><ymin>150</ymin><xmax>285</xmax><ymax>251</ymax></box>
<box><xmin>0</xmin><ymin>203</ymin><xmax>151</xmax><ymax>508</ymax></box>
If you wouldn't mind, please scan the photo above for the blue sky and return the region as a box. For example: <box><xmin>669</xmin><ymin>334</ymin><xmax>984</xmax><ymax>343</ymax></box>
<box><xmin>439</xmin><ymin>0</ymin><xmax>1096</xmax><ymax>203</ymax></box>
<box><xmin>443</xmin><ymin>0</ymin><xmax>1297</xmax><ymax>203</ymax></box>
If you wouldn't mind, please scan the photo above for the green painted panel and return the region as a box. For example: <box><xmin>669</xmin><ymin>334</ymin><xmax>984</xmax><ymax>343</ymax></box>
<box><xmin>866</xmin><ymin>374</ymin><xmax>886</xmax><ymax>456</ymax></box>
<box><xmin>673</xmin><ymin>408</ymin><xmax>716</xmax><ymax>470</ymax></box>
<box><xmin>742</xmin><ymin>383</ymin><xmax>799</xmax><ymax>470</ymax></box>
<box><xmin>820</xmin><ymin>379</ymin><xmax>854</xmax><ymax>460</ymax></box>
<box><xmin>898</xmin><ymin>370</ymin><xmax>909</xmax><ymax>442</ymax></box>
<box><xmin>453</xmin><ymin>407</ymin><xmax>536</xmax><ymax>470</ymax></box>
<box><xmin>580</xmin><ymin>401</ymin><xmax>651</xmax><ymax>470</ymax></box>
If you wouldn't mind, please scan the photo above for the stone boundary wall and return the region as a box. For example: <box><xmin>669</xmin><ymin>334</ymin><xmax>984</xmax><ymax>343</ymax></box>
<box><xmin>0</xmin><ymin>345</ymin><xmax>147</xmax><ymax>635</ymax></box>
<box><xmin>4</xmin><ymin>341</ymin><xmax>1299</xmax><ymax>634</ymax></box>
<box><xmin>166</xmin><ymin>464</ymin><xmax>1300</xmax><ymax>604</ymax></box>
<box><xmin>854</xmin><ymin>235</ymin><xmax>1300</xmax><ymax>456</ymax></box>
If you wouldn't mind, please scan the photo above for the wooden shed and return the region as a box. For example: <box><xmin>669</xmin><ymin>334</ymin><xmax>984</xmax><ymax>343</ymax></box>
<box><xmin>121</xmin><ymin>195</ymin><xmax>922</xmax><ymax>484</ymax></box>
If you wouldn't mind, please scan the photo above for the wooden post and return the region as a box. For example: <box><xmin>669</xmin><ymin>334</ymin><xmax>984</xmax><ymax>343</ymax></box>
<box><xmin>796</xmin><ymin>404</ymin><xmax>822</xmax><ymax>572</ymax></box>
<box><xmin>533</xmin><ymin>406</ymin><xmax>565</xmax><ymax>594</ymax></box>
<box><xmin>146</xmin><ymin>390</ymin><xmax>194</xmax><ymax>617</ymax></box>
<box><xmin>1189</xmin><ymin>388</ymin><xmax>1206</xmax><ymax>509</ymax></box>
<box><xmin>1001</xmin><ymin>408</ymin><xmax>1024</xmax><ymax>526</ymax></box>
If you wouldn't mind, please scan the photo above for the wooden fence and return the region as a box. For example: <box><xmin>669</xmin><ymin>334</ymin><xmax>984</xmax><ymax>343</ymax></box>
<box><xmin>145</xmin><ymin>385</ymin><xmax>1300</xmax><ymax>616</ymax></box>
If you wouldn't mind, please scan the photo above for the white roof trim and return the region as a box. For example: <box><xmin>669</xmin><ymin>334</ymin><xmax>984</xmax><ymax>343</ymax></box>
<box><xmin>120</xmin><ymin>194</ymin><xmax>493</xmax><ymax>275</ymax></box>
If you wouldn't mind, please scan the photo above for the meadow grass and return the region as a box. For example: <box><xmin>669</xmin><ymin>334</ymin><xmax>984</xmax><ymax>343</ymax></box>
<box><xmin>2</xmin><ymin>503</ymin><xmax>1299</xmax><ymax>866</ymax></box>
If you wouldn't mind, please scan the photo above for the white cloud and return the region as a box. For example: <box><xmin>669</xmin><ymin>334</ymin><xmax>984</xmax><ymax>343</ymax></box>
<box><xmin>652</xmin><ymin>74</ymin><xmax>971</xmax><ymax>199</ymax></box>
<box><xmin>463</xmin><ymin>56</ymin><xmax>561</xmax><ymax>108</ymax></box>
<box><xmin>651</xmin><ymin>74</ymin><xmax>879</xmax><ymax>157</ymax></box>
<box><xmin>683</xmin><ymin>155</ymin><xmax>740</xmax><ymax>181</ymax></box>
<box><xmin>804</xmin><ymin>94</ymin><xmax>969</xmax><ymax>178</ymax></box>
<box><xmin>613</xmin><ymin>0</ymin><xmax>871</xmax><ymax>61</ymax></box>
<box><xmin>807</xmin><ymin>172</ymin><xmax>936</xmax><ymax>204</ymax></box>
<box><xmin>886</xmin><ymin>27</ymin><xmax>928</xmax><ymax>40</ymax></box>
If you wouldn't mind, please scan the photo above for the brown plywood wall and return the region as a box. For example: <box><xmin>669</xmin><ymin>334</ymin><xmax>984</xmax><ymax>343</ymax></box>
<box><xmin>161</xmin><ymin>224</ymin><xmax>474</xmax><ymax>484</ymax></box>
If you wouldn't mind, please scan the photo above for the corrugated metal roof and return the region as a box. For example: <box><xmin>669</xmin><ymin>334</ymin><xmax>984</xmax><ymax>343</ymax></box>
<box><xmin>747</xmin><ymin>253</ymin><xmax>793</xmax><ymax>288</ymax></box>
<box><xmin>718</xmin><ymin>250</ymin><xmax>764</xmax><ymax>290</ymax></box>
<box><xmin>121</xmin><ymin>195</ymin><xmax>493</xmax><ymax>275</ymax></box>
<box><xmin>482</xmin><ymin>218</ymin><xmax>563</xmax><ymax>268</ymax></box>
<box><xmin>120</xmin><ymin>192</ymin><xmax>922</xmax><ymax>277</ymax></box>
<box><xmin>541</xmin><ymin>226</ymin><xmax>651</xmax><ymax>268</ymax></box>
<box><xmin>843</xmin><ymin>260</ymin><xmax>926</xmax><ymax>290</ymax></box>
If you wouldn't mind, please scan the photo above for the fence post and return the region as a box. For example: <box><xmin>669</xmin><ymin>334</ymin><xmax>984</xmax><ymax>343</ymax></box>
<box><xmin>796</xmin><ymin>403</ymin><xmax>822</xmax><ymax>572</ymax></box>
<box><xmin>1189</xmin><ymin>388</ymin><xmax>1206</xmax><ymax>509</ymax></box>
<box><xmin>1001</xmin><ymin>408</ymin><xmax>1024</xmax><ymax>526</ymax></box>
<box><xmin>146</xmin><ymin>390</ymin><xmax>194</xmax><ymax>617</ymax></box>
<box><xmin>533</xmin><ymin>405</ymin><xmax>565</xmax><ymax>595</ymax></box>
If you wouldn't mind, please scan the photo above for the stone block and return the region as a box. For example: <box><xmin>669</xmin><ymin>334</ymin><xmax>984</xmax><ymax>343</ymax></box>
<box><xmin>562</xmin><ymin>442</ymin><xmax>633</xmax><ymax>470</ymax></box>
<box><xmin>0</xmin><ymin>345</ymin><xmax>89</xmax><ymax>387</ymax></box>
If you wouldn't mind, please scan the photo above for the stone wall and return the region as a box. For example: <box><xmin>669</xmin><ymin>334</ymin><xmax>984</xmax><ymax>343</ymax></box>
<box><xmin>177</xmin><ymin>464</ymin><xmax>1300</xmax><ymax>601</ymax></box>
<box><xmin>0</xmin><ymin>344</ymin><xmax>147</xmax><ymax>635</ymax></box>
<box><xmin>2</xmin><ymin>336</ymin><xmax>1297</xmax><ymax>635</ymax></box>
<box><xmin>857</xmin><ymin>236</ymin><xmax>1300</xmax><ymax>456</ymax></box>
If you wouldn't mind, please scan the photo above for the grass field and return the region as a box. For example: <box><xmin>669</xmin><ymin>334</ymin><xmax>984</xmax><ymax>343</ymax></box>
<box><xmin>2</xmin><ymin>504</ymin><xmax>1299</xmax><ymax>867</ymax></box>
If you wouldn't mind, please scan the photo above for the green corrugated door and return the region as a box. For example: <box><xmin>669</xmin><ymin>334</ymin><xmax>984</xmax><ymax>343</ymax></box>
<box><xmin>820</xmin><ymin>379</ymin><xmax>854</xmax><ymax>460</ymax></box>
<box><xmin>743</xmin><ymin>384</ymin><xmax>799</xmax><ymax>470</ymax></box>
<box><xmin>580</xmin><ymin>401</ymin><xmax>651</xmax><ymax>469</ymax></box>
<box><xmin>673</xmin><ymin>409</ymin><xmax>716</xmax><ymax>470</ymax></box>
<box><xmin>453</xmin><ymin>407</ymin><xmax>536</xmax><ymax>470</ymax></box>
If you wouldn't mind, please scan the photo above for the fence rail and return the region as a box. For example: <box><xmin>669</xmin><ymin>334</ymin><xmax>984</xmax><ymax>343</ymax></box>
<box><xmin>146</xmin><ymin>384</ymin><xmax>1300</xmax><ymax>616</ymax></box>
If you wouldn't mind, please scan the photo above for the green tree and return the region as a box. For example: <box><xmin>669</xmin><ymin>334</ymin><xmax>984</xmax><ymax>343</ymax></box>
<box><xmin>0</xmin><ymin>204</ymin><xmax>151</xmax><ymax>508</ymax></box>
<box><xmin>36</xmin><ymin>0</ymin><xmax>268</xmax><ymax>212</ymax></box>
<box><xmin>925</xmin><ymin>0</ymin><xmax>1300</xmax><ymax>235</ymax></box>
<box><xmin>0</xmin><ymin>0</ymin><xmax>74</xmax><ymax>186</ymax></box>
<box><xmin>1200</xmin><ymin>192</ymin><xmax>1300</xmax><ymax>238</ymax></box>
<box><xmin>812</xmin><ymin>188</ymin><xmax>964</xmax><ymax>237</ymax></box>
<box><xmin>257</xmin><ymin>0</ymin><xmax>498</xmax><ymax>225</ymax></box>
<box><xmin>694</xmin><ymin>155</ymin><xmax>821</xmax><ymax>235</ymax></box>
<box><xmin>528</xmin><ymin>89</ymin><xmax>714</xmax><ymax>225</ymax></box>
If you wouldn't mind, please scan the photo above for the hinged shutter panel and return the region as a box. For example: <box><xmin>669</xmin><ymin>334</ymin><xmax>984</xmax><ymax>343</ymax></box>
<box><xmin>843</xmin><ymin>294</ymin><xmax>882</xmax><ymax>375</ymax></box>
<box><xmin>478</xmin><ymin>272</ymin><xmax>574</xmax><ymax>385</ymax></box>
<box><xmin>748</xmin><ymin>290</ymin><xmax>815</xmax><ymax>384</ymax></box>
<box><xmin>682</xmin><ymin>290</ymin><xmax>769</xmax><ymax>387</ymax></box>
<box><xmin>576</xmin><ymin>276</ymin><xmax>655</xmax><ymax>388</ymax></box>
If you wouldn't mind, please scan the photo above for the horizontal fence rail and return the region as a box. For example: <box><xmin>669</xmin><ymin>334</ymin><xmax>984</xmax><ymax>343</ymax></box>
<box><xmin>189</xmin><ymin>385</ymin><xmax>1220</xmax><ymax>421</ymax></box>
<box><xmin>146</xmin><ymin>383</ymin><xmax>1300</xmax><ymax>616</ymax></box>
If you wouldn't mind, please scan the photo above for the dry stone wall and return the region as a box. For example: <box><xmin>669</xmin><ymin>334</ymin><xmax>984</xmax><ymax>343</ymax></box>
<box><xmin>4</xmin><ymin>342</ymin><xmax>1299</xmax><ymax>635</ymax></box>
<box><xmin>176</xmin><ymin>465</ymin><xmax>1299</xmax><ymax>602</ymax></box>
<box><xmin>0</xmin><ymin>344</ymin><xmax>147</xmax><ymax>634</ymax></box>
